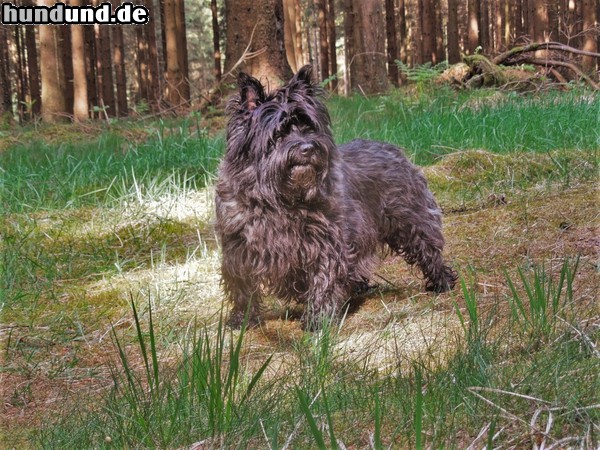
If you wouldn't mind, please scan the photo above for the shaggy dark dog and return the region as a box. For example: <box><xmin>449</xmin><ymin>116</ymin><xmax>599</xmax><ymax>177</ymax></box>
<box><xmin>215</xmin><ymin>65</ymin><xmax>456</xmax><ymax>330</ymax></box>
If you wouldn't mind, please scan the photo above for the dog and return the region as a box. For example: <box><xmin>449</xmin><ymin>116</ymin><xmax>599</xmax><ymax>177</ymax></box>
<box><xmin>215</xmin><ymin>65</ymin><xmax>456</xmax><ymax>330</ymax></box>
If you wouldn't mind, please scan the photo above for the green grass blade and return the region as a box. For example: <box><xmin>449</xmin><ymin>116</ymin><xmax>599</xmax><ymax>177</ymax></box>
<box><xmin>296</xmin><ymin>387</ymin><xmax>327</xmax><ymax>450</ymax></box>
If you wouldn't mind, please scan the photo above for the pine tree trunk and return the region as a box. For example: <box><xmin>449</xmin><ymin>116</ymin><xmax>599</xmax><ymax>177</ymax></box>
<box><xmin>581</xmin><ymin>0</ymin><xmax>598</xmax><ymax>73</ymax></box>
<box><xmin>317</xmin><ymin>0</ymin><xmax>329</xmax><ymax>81</ymax></box>
<box><xmin>163</xmin><ymin>0</ymin><xmax>185</xmax><ymax>108</ymax></box>
<box><xmin>350</xmin><ymin>0</ymin><xmax>388</xmax><ymax>94</ymax></box>
<box><xmin>480</xmin><ymin>0</ymin><xmax>490</xmax><ymax>54</ymax></box>
<box><xmin>514</xmin><ymin>0</ymin><xmax>523</xmax><ymax>41</ymax></box>
<box><xmin>343</xmin><ymin>0</ymin><xmax>354</xmax><ymax>94</ymax></box>
<box><xmin>95</xmin><ymin>19</ymin><xmax>115</xmax><ymax>116</ymax></box>
<box><xmin>113</xmin><ymin>27</ymin><xmax>128</xmax><ymax>117</ymax></box>
<box><xmin>14</xmin><ymin>26</ymin><xmax>27</xmax><ymax>121</ymax></box>
<box><xmin>84</xmin><ymin>24</ymin><xmax>98</xmax><ymax>117</ymax></box>
<box><xmin>447</xmin><ymin>0</ymin><xmax>460</xmax><ymax>63</ymax></box>
<box><xmin>143</xmin><ymin>0</ymin><xmax>160</xmax><ymax>110</ymax></box>
<box><xmin>385</xmin><ymin>0</ymin><xmax>399</xmax><ymax>86</ymax></box>
<box><xmin>211</xmin><ymin>0</ymin><xmax>222</xmax><ymax>81</ymax></box>
<box><xmin>0</xmin><ymin>25</ymin><xmax>11</xmax><ymax>117</ymax></box>
<box><xmin>136</xmin><ymin>24</ymin><xmax>149</xmax><ymax>104</ymax></box>
<box><xmin>71</xmin><ymin>0</ymin><xmax>88</xmax><ymax>121</ymax></box>
<box><xmin>61</xmin><ymin>26</ymin><xmax>74</xmax><ymax>116</ymax></box>
<box><xmin>224</xmin><ymin>0</ymin><xmax>292</xmax><ymax>85</ymax></box>
<box><xmin>22</xmin><ymin>0</ymin><xmax>40</xmax><ymax>118</ymax></box>
<box><xmin>39</xmin><ymin>7</ymin><xmax>67</xmax><ymax>122</ymax></box>
<box><xmin>174</xmin><ymin>0</ymin><xmax>190</xmax><ymax>101</ymax></box>
<box><xmin>398</xmin><ymin>0</ymin><xmax>407</xmax><ymax>69</ymax></box>
<box><xmin>421</xmin><ymin>0</ymin><xmax>435</xmax><ymax>63</ymax></box>
<box><xmin>327</xmin><ymin>0</ymin><xmax>337</xmax><ymax>90</ymax></box>
<box><xmin>468</xmin><ymin>0</ymin><xmax>480</xmax><ymax>53</ymax></box>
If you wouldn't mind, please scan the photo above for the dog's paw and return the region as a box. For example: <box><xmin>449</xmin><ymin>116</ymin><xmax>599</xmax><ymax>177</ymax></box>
<box><xmin>226</xmin><ymin>310</ymin><xmax>261</xmax><ymax>329</ymax></box>
<box><xmin>425</xmin><ymin>266</ymin><xmax>458</xmax><ymax>293</ymax></box>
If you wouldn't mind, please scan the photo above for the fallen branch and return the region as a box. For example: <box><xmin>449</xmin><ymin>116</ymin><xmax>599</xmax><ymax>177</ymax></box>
<box><xmin>525</xmin><ymin>58</ymin><xmax>600</xmax><ymax>90</ymax></box>
<box><xmin>493</xmin><ymin>41</ymin><xmax>600</xmax><ymax>65</ymax></box>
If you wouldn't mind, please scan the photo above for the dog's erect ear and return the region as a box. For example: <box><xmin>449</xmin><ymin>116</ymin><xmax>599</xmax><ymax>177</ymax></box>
<box><xmin>238</xmin><ymin>72</ymin><xmax>265</xmax><ymax>111</ymax></box>
<box><xmin>291</xmin><ymin>65</ymin><xmax>315</xmax><ymax>87</ymax></box>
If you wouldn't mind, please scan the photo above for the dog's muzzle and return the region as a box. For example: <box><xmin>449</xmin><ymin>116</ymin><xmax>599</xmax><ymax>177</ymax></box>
<box><xmin>288</xmin><ymin>142</ymin><xmax>325</xmax><ymax>190</ymax></box>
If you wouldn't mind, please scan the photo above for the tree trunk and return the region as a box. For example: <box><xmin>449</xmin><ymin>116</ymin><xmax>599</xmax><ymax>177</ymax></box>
<box><xmin>385</xmin><ymin>0</ymin><xmax>399</xmax><ymax>86</ymax></box>
<box><xmin>350</xmin><ymin>0</ymin><xmax>388</xmax><ymax>94</ymax></box>
<box><xmin>468</xmin><ymin>0</ymin><xmax>480</xmax><ymax>53</ymax></box>
<box><xmin>14</xmin><ymin>26</ymin><xmax>27</xmax><ymax>121</ymax></box>
<box><xmin>327</xmin><ymin>0</ymin><xmax>337</xmax><ymax>90</ymax></box>
<box><xmin>136</xmin><ymin>24</ymin><xmax>149</xmax><ymax>104</ymax></box>
<box><xmin>447</xmin><ymin>0</ymin><xmax>460</xmax><ymax>63</ymax></box>
<box><xmin>60</xmin><ymin>26</ymin><xmax>74</xmax><ymax>116</ymax></box>
<box><xmin>22</xmin><ymin>0</ymin><xmax>41</xmax><ymax>118</ymax></box>
<box><xmin>317</xmin><ymin>0</ymin><xmax>329</xmax><ymax>81</ymax></box>
<box><xmin>39</xmin><ymin>2</ymin><xmax>67</xmax><ymax>123</ymax></box>
<box><xmin>113</xmin><ymin>27</ymin><xmax>128</xmax><ymax>117</ymax></box>
<box><xmin>224</xmin><ymin>0</ymin><xmax>292</xmax><ymax>85</ymax></box>
<box><xmin>480</xmin><ymin>0</ymin><xmax>490</xmax><ymax>54</ymax></box>
<box><xmin>398</xmin><ymin>0</ymin><xmax>407</xmax><ymax>83</ymax></box>
<box><xmin>163</xmin><ymin>0</ymin><xmax>187</xmax><ymax>108</ymax></box>
<box><xmin>514</xmin><ymin>0</ymin><xmax>523</xmax><ymax>41</ymax></box>
<box><xmin>423</xmin><ymin>0</ymin><xmax>436</xmax><ymax>63</ymax></box>
<box><xmin>434</xmin><ymin>0</ymin><xmax>444</xmax><ymax>63</ymax></box>
<box><xmin>95</xmin><ymin>20</ymin><xmax>115</xmax><ymax>116</ymax></box>
<box><xmin>0</xmin><ymin>25</ymin><xmax>11</xmax><ymax>117</ymax></box>
<box><xmin>548</xmin><ymin>0</ymin><xmax>559</xmax><ymax>42</ymax></box>
<box><xmin>84</xmin><ymin>24</ymin><xmax>98</xmax><ymax>117</ymax></box>
<box><xmin>211</xmin><ymin>0</ymin><xmax>222</xmax><ymax>81</ymax></box>
<box><xmin>71</xmin><ymin>0</ymin><xmax>88</xmax><ymax>121</ymax></box>
<box><xmin>343</xmin><ymin>0</ymin><xmax>354</xmax><ymax>94</ymax></box>
<box><xmin>174</xmin><ymin>0</ymin><xmax>190</xmax><ymax>101</ymax></box>
<box><xmin>143</xmin><ymin>0</ymin><xmax>160</xmax><ymax>110</ymax></box>
<box><xmin>581</xmin><ymin>0</ymin><xmax>598</xmax><ymax>73</ymax></box>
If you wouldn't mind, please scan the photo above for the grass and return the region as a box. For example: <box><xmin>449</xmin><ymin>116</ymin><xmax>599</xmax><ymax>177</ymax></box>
<box><xmin>330</xmin><ymin>87</ymin><xmax>600</xmax><ymax>164</ymax></box>
<box><xmin>1</xmin><ymin>87</ymin><xmax>599</xmax><ymax>448</ymax></box>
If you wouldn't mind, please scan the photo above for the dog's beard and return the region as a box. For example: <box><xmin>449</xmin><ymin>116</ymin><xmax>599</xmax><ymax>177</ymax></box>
<box><xmin>281</xmin><ymin>139</ymin><xmax>329</xmax><ymax>203</ymax></box>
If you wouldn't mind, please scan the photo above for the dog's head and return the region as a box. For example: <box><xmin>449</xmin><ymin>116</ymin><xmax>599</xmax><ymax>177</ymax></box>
<box><xmin>225</xmin><ymin>66</ymin><xmax>337</xmax><ymax>205</ymax></box>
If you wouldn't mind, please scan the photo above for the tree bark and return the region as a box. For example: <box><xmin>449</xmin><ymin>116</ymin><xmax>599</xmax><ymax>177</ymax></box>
<box><xmin>113</xmin><ymin>26</ymin><xmax>128</xmax><ymax>117</ymax></box>
<box><xmin>468</xmin><ymin>0</ymin><xmax>480</xmax><ymax>53</ymax></box>
<box><xmin>447</xmin><ymin>0</ymin><xmax>460</xmax><ymax>63</ymax></box>
<box><xmin>174</xmin><ymin>0</ymin><xmax>190</xmax><ymax>101</ymax></box>
<box><xmin>422</xmin><ymin>0</ymin><xmax>435</xmax><ymax>63</ymax></box>
<box><xmin>224</xmin><ymin>0</ymin><xmax>292</xmax><ymax>86</ymax></box>
<box><xmin>39</xmin><ymin>0</ymin><xmax>67</xmax><ymax>122</ymax></box>
<box><xmin>0</xmin><ymin>25</ymin><xmax>11</xmax><ymax>117</ymax></box>
<box><xmin>60</xmin><ymin>26</ymin><xmax>74</xmax><ymax>116</ymax></box>
<box><xmin>327</xmin><ymin>0</ymin><xmax>337</xmax><ymax>90</ymax></box>
<box><xmin>22</xmin><ymin>0</ymin><xmax>41</xmax><ymax>118</ymax></box>
<box><xmin>211</xmin><ymin>0</ymin><xmax>222</xmax><ymax>81</ymax></box>
<box><xmin>582</xmin><ymin>0</ymin><xmax>598</xmax><ymax>73</ymax></box>
<box><xmin>350</xmin><ymin>0</ymin><xmax>388</xmax><ymax>94</ymax></box>
<box><xmin>14</xmin><ymin>26</ymin><xmax>27</xmax><ymax>121</ymax></box>
<box><xmin>343</xmin><ymin>0</ymin><xmax>354</xmax><ymax>94</ymax></box>
<box><xmin>317</xmin><ymin>0</ymin><xmax>329</xmax><ymax>81</ymax></box>
<box><xmin>163</xmin><ymin>0</ymin><xmax>187</xmax><ymax>108</ymax></box>
<box><xmin>71</xmin><ymin>0</ymin><xmax>88</xmax><ymax>121</ymax></box>
<box><xmin>385</xmin><ymin>0</ymin><xmax>399</xmax><ymax>86</ymax></box>
<box><xmin>84</xmin><ymin>24</ymin><xmax>98</xmax><ymax>117</ymax></box>
<box><xmin>95</xmin><ymin>17</ymin><xmax>115</xmax><ymax>116</ymax></box>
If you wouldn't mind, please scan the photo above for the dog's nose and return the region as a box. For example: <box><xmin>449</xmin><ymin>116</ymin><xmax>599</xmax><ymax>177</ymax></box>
<box><xmin>299</xmin><ymin>143</ymin><xmax>313</xmax><ymax>156</ymax></box>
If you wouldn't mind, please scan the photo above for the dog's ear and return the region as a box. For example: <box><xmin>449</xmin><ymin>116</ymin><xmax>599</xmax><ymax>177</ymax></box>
<box><xmin>292</xmin><ymin>65</ymin><xmax>315</xmax><ymax>88</ymax></box>
<box><xmin>238</xmin><ymin>72</ymin><xmax>265</xmax><ymax>111</ymax></box>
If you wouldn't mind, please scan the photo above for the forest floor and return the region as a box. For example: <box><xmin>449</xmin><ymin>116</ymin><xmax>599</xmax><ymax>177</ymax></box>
<box><xmin>1</xmin><ymin>88</ymin><xmax>598</xmax><ymax>448</ymax></box>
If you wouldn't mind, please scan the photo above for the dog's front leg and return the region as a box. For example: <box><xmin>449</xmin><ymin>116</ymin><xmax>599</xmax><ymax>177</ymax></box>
<box><xmin>221</xmin><ymin>268</ymin><xmax>263</xmax><ymax>328</ymax></box>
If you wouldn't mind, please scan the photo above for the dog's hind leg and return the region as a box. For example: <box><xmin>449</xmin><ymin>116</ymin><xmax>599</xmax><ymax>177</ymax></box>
<box><xmin>385</xmin><ymin>207</ymin><xmax>457</xmax><ymax>293</ymax></box>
